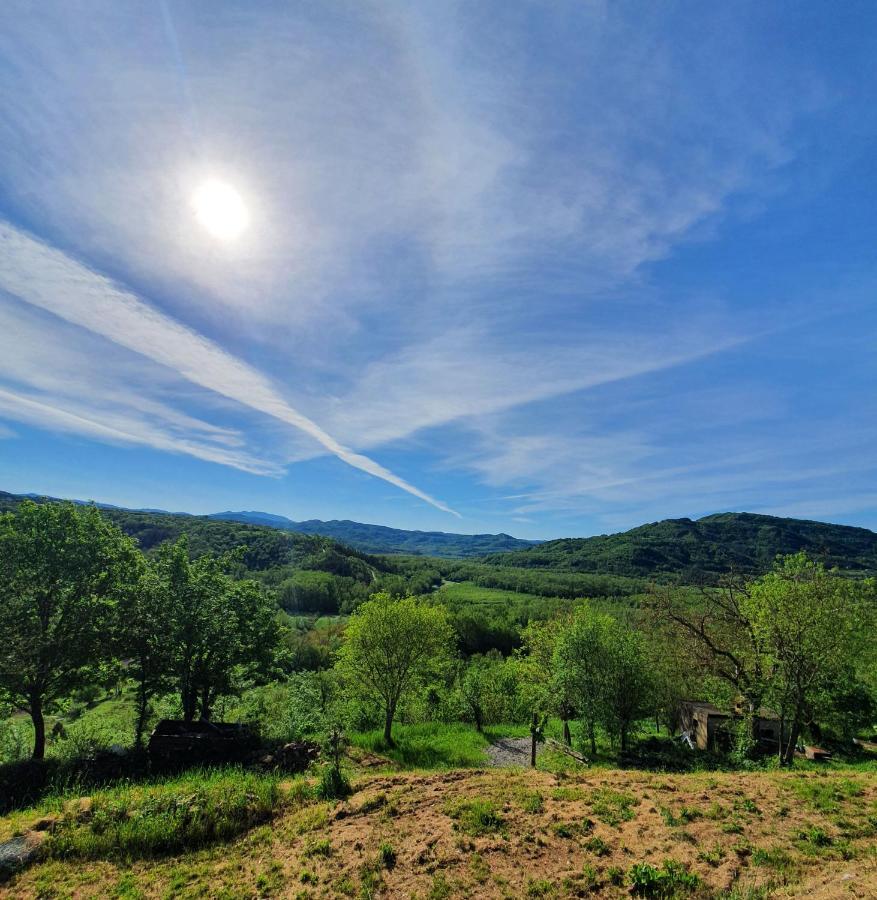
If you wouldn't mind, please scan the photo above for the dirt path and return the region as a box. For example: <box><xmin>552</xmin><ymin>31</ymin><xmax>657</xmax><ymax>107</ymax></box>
<box><xmin>485</xmin><ymin>736</ymin><xmax>532</xmax><ymax>767</ymax></box>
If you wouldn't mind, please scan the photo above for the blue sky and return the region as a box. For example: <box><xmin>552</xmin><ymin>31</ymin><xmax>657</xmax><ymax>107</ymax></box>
<box><xmin>0</xmin><ymin>1</ymin><xmax>875</xmax><ymax>539</ymax></box>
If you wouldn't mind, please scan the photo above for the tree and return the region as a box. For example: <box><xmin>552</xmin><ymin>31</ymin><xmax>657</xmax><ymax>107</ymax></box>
<box><xmin>598</xmin><ymin>620</ymin><xmax>653</xmax><ymax>752</ymax></box>
<box><xmin>117</xmin><ymin>562</ymin><xmax>174</xmax><ymax>748</ymax></box>
<box><xmin>518</xmin><ymin>616</ymin><xmax>576</xmax><ymax>744</ymax></box>
<box><xmin>553</xmin><ymin>607</ymin><xmax>610</xmax><ymax>754</ymax></box>
<box><xmin>336</xmin><ymin>593</ymin><xmax>455</xmax><ymax>745</ymax></box>
<box><xmin>458</xmin><ymin>652</ymin><xmax>519</xmax><ymax>732</ymax></box>
<box><xmin>0</xmin><ymin>502</ymin><xmax>140</xmax><ymax>758</ymax></box>
<box><xmin>155</xmin><ymin>538</ymin><xmax>279</xmax><ymax>722</ymax></box>
<box><xmin>744</xmin><ymin>554</ymin><xmax>871</xmax><ymax>764</ymax></box>
<box><xmin>648</xmin><ymin>577</ymin><xmax>775</xmax><ymax>744</ymax></box>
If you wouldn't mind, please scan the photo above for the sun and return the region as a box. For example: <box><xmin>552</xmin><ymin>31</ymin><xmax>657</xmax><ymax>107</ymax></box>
<box><xmin>192</xmin><ymin>179</ymin><xmax>249</xmax><ymax>241</ymax></box>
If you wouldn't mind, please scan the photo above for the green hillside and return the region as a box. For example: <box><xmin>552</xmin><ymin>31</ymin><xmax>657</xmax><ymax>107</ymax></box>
<box><xmin>485</xmin><ymin>512</ymin><xmax>877</xmax><ymax>578</ymax></box>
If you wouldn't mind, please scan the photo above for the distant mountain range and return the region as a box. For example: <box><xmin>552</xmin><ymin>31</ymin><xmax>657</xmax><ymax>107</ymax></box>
<box><xmin>485</xmin><ymin>511</ymin><xmax>877</xmax><ymax>577</ymax></box>
<box><xmin>207</xmin><ymin>510</ymin><xmax>538</xmax><ymax>557</ymax></box>
<box><xmin>3</xmin><ymin>490</ymin><xmax>876</xmax><ymax>575</ymax></box>
<box><xmin>0</xmin><ymin>492</ymin><xmax>536</xmax><ymax>558</ymax></box>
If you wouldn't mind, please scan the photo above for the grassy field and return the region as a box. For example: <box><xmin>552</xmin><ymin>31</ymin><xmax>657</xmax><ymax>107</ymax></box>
<box><xmin>3</xmin><ymin>758</ymin><xmax>875</xmax><ymax>898</ymax></box>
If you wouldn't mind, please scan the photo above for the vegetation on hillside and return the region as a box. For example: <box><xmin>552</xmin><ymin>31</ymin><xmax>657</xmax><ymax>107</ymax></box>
<box><xmin>210</xmin><ymin>510</ymin><xmax>539</xmax><ymax>557</ymax></box>
<box><xmin>486</xmin><ymin>511</ymin><xmax>877</xmax><ymax>578</ymax></box>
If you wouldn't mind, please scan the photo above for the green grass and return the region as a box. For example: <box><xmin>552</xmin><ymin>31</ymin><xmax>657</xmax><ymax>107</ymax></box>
<box><xmin>786</xmin><ymin>776</ymin><xmax>866</xmax><ymax>813</ymax></box>
<box><xmin>43</xmin><ymin>768</ymin><xmax>284</xmax><ymax>859</ymax></box>
<box><xmin>349</xmin><ymin>722</ymin><xmax>521</xmax><ymax>769</ymax></box>
<box><xmin>590</xmin><ymin>787</ymin><xmax>638</xmax><ymax>826</ymax></box>
<box><xmin>436</xmin><ymin>580</ymin><xmax>549</xmax><ymax>607</ymax></box>
<box><xmin>444</xmin><ymin>797</ymin><xmax>505</xmax><ymax>836</ymax></box>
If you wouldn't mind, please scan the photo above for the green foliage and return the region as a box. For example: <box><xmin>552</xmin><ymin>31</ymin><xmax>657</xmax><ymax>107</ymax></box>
<box><xmin>439</xmin><ymin>561</ymin><xmax>643</xmax><ymax>601</ymax></box>
<box><xmin>745</xmin><ymin>553</ymin><xmax>874</xmax><ymax>762</ymax></box>
<box><xmin>349</xmin><ymin>722</ymin><xmax>493</xmax><ymax>768</ymax></box>
<box><xmin>487</xmin><ymin>511</ymin><xmax>877</xmax><ymax>578</ymax></box>
<box><xmin>0</xmin><ymin>501</ymin><xmax>141</xmax><ymax>759</ymax></box>
<box><xmin>230</xmin><ymin>672</ymin><xmax>332</xmax><ymax>741</ymax></box>
<box><xmin>336</xmin><ymin>593</ymin><xmax>455</xmax><ymax>744</ymax></box>
<box><xmin>44</xmin><ymin>769</ymin><xmax>281</xmax><ymax>859</ymax></box>
<box><xmin>149</xmin><ymin>537</ymin><xmax>280</xmax><ymax>722</ymax></box>
<box><xmin>315</xmin><ymin>765</ymin><xmax>351</xmax><ymax>800</ymax></box>
<box><xmin>456</xmin><ymin>652</ymin><xmax>523</xmax><ymax>731</ymax></box>
<box><xmin>445</xmin><ymin>797</ymin><xmax>504</xmax><ymax>835</ymax></box>
<box><xmin>377</xmin><ymin>841</ymin><xmax>396</xmax><ymax>869</ymax></box>
<box><xmin>590</xmin><ymin>788</ymin><xmax>638</xmax><ymax>826</ymax></box>
<box><xmin>553</xmin><ymin>605</ymin><xmax>654</xmax><ymax>752</ymax></box>
<box><xmin>628</xmin><ymin>860</ymin><xmax>700</xmax><ymax>897</ymax></box>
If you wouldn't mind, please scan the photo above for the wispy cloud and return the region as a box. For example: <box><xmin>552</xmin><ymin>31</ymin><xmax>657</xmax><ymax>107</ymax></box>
<box><xmin>0</xmin><ymin>2</ymin><xmax>872</xmax><ymax>532</ymax></box>
<box><xmin>0</xmin><ymin>223</ymin><xmax>457</xmax><ymax>515</ymax></box>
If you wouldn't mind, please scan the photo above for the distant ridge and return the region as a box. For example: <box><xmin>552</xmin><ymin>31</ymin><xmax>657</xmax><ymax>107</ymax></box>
<box><xmin>484</xmin><ymin>511</ymin><xmax>877</xmax><ymax>577</ymax></box>
<box><xmin>207</xmin><ymin>510</ymin><xmax>538</xmax><ymax>557</ymax></box>
<box><xmin>0</xmin><ymin>492</ymin><xmax>535</xmax><ymax>558</ymax></box>
<box><xmin>4</xmin><ymin>490</ymin><xmax>876</xmax><ymax>574</ymax></box>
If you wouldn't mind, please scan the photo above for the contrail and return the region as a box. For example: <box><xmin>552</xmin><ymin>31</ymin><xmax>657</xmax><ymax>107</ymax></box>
<box><xmin>0</xmin><ymin>222</ymin><xmax>459</xmax><ymax>516</ymax></box>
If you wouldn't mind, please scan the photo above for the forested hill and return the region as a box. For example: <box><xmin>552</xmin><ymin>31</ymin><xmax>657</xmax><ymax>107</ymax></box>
<box><xmin>208</xmin><ymin>510</ymin><xmax>537</xmax><ymax>557</ymax></box>
<box><xmin>0</xmin><ymin>490</ymin><xmax>387</xmax><ymax>578</ymax></box>
<box><xmin>484</xmin><ymin>512</ymin><xmax>877</xmax><ymax>578</ymax></box>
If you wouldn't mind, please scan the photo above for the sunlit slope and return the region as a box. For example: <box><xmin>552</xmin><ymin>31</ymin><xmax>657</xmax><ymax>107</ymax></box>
<box><xmin>485</xmin><ymin>512</ymin><xmax>877</xmax><ymax>578</ymax></box>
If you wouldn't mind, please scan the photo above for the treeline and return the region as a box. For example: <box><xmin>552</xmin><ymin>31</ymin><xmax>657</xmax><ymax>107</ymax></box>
<box><xmin>435</xmin><ymin>561</ymin><xmax>643</xmax><ymax>600</ymax></box>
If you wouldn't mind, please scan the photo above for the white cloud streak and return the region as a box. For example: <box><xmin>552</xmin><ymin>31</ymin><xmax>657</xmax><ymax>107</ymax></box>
<box><xmin>0</xmin><ymin>222</ymin><xmax>458</xmax><ymax>515</ymax></box>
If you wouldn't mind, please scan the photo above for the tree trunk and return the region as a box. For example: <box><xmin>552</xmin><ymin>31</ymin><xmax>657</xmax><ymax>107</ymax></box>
<box><xmin>619</xmin><ymin>726</ymin><xmax>628</xmax><ymax>753</ymax></box>
<box><xmin>200</xmin><ymin>686</ymin><xmax>212</xmax><ymax>721</ymax></box>
<box><xmin>562</xmin><ymin>719</ymin><xmax>571</xmax><ymax>746</ymax></box>
<box><xmin>530</xmin><ymin>713</ymin><xmax>537</xmax><ymax>767</ymax></box>
<box><xmin>30</xmin><ymin>693</ymin><xmax>46</xmax><ymax>760</ymax></box>
<box><xmin>588</xmin><ymin>721</ymin><xmax>597</xmax><ymax>756</ymax></box>
<box><xmin>474</xmin><ymin>708</ymin><xmax>483</xmax><ymax>733</ymax></box>
<box><xmin>134</xmin><ymin>682</ymin><xmax>150</xmax><ymax>749</ymax></box>
<box><xmin>783</xmin><ymin>718</ymin><xmax>801</xmax><ymax>766</ymax></box>
<box><xmin>383</xmin><ymin>701</ymin><xmax>396</xmax><ymax>746</ymax></box>
<box><xmin>182</xmin><ymin>686</ymin><xmax>197</xmax><ymax>723</ymax></box>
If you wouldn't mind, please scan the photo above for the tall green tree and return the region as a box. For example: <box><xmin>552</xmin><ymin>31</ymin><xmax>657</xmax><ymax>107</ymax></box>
<box><xmin>0</xmin><ymin>502</ymin><xmax>140</xmax><ymax>758</ymax></box>
<box><xmin>598</xmin><ymin>620</ymin><xmax>654</xmax><ymax>752</ymax></box>
<box><xmin>117</xmin><ymin>562</ymin><xmax>174</xmax><ymax>748</ymax></box>
<box><xmin>458</xmin><ymin>652</ymin><xmax>519</xmax><ymax>732</ymax></box>
<box><xmin>154</xmin><ymin>538</ymin><xmax>279</xmax><ymax>722</ymax></box>
<box><xmin>337</xmin><ymin>593</ymin><xmax>455</xmax><ymax>745</ymax></box>
<box><xmin>649</xmin><ymin>578</ymin><xmax>775</xmax><ymax>741</ymax></box>
<box><xmin>553</xmin><ymin>607</ymin><xmax>609</xmax><ymax>754</ymax></box>
<box><xmin>744</xmin><ymin>553</ymin><xmax>872</xmax><ymax>764</ymax></box>
<box><xmin>518</xmin><ymin>616</ymin><xmax>576</xmax><ymax>744</ymax></box>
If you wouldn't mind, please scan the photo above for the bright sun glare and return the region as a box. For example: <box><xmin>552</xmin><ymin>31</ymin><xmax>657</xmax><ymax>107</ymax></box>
<box><xmin>192</xmin><ymin>179</ymin><xmax>249</xmax><ymax>241</ymax></box>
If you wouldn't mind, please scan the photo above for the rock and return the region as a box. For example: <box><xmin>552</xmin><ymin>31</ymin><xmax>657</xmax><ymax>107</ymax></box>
<box><xmin>0</xmin><ymin>833</ymin><xmax>45</xmax><ymax>882</ymax></box>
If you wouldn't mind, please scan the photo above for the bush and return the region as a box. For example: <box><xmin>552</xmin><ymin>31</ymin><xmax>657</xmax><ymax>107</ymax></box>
<box><xmin>315</xmin><ymin>764</ymin><xmax>351</xmax><ymax>800</ymax></box>
<box><xmin>628</xmin><ymin>860</ymin><xmax>700</xmax><ymax>897</ymax></box>
<box><xmin>377</xmin><ymin>841</ymin><xmax>397</xmax><ymax>869</ymax></box>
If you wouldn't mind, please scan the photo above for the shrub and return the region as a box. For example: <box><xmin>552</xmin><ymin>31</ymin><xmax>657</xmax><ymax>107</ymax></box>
<box><xmin>583</xmin><ymin>835</ymin><xmax>609</xmax><ymax>856</ymax></box>
<box><xmin>377</xmin><ymin>841</ymin><xmax>396</xmax><ymax>869</ymax></box>
<box><xmin>315</xmin><ymin>764</ymin><xmax>352</xmax><ymax>800</ymax></box>
<box><xmin>628</xmin><ymin>860</ymin><xmax>700</xmax><ymax>897</ymax></box>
